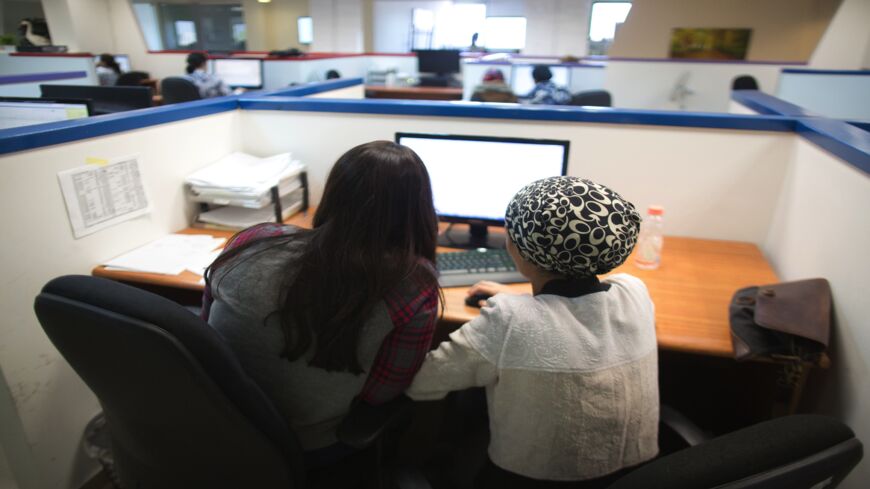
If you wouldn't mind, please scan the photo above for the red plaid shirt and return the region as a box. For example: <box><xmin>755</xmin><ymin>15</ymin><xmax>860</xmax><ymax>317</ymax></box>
<box><xmin>202</xmin><ymin>223</ymin><xmax>438</xmax><ymax>405</ymax></box>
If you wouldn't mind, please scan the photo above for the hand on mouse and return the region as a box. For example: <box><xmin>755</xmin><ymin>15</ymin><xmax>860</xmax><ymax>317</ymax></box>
<box><xmin>465</xmin><ymin>281</ymin><xmax>514</xmax><ymax>307</ymax></box>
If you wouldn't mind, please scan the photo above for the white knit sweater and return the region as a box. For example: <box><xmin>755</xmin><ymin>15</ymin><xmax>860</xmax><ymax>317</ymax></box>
<box><xmin>406</xmin><ymin>273</ymin><xmax>659</xmax><ymax>481</ymax></box>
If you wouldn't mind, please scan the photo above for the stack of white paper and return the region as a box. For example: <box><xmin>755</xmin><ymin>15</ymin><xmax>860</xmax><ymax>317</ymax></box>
<box><xmin>186</xmin><ymin>152</ymin><xmax>305</xmax><ymax>206</ymax></box>
<box><xmin>103</xmin><ymin>234</ymin><xmax>226</xmax><ymax>276</ymax></box>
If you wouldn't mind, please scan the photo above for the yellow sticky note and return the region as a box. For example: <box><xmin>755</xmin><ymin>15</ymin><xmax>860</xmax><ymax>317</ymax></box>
<box><xmin>85</xmin><ymin>157</ymin><xmax>109</xmax><ymax>166</ymax></box>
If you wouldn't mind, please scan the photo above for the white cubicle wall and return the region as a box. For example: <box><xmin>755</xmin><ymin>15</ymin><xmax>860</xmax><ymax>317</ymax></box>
<box><xmin>462</xmin><ymin>61</ymin><xmax>606</xmax><ymax>100</ymax></box>
<box><xmin>263</xmin><ymin>55</ymin><xmax>417</xmax><ymax>90</ymax></box>
<box><xmin>0</xmin><ymin>54</ymin><xmax>99</xmax><ymax>97</ymax></box>
<box><xmin>1</xmin><ymin>99</ymin><xmax>868</xmax><ymax>488</ymax></box>
<box><xmin>777</xmin><ymin>70</ymin><xmax>870</xmax><ymax>121</ymax></box>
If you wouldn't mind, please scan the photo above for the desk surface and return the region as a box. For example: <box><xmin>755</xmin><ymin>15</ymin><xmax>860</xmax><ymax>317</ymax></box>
<box><xmin>93</xmin><ymin>210</ymin><xmax>778</xmax><ymax>358</ymax></box>
<box><xmin>364</xmin><ymin>85</ymin><xmax>463</xmax><ymax>101</ymax></box>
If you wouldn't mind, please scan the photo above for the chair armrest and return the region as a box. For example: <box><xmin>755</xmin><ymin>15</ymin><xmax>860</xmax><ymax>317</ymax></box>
<box><xmin>337</xmin><ymin>396</ymin><xmax>413</xmax><ymax>450</ymax></box>
<box><xmin>660</xmin><ymin>405</ymin><xmax>710</xmax><ymax>447</ymax></box>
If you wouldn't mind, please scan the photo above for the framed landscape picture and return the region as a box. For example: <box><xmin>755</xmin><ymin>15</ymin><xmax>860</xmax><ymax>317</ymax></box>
<box><xmin>669</xmin><ymin>28</ymin><xmax>752</xmax><ymax>60</ymax></box>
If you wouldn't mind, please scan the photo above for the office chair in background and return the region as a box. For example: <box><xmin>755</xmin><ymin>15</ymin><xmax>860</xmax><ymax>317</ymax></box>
<box><xmin>161</xmin><ymin>77</ymin><xmax>201</xmax><ymax>104</ymax></box>
<box><xmin>116</xmin><ymin>71</ymin><xmax>150</xmax><ymax>87</ymax></box>
<box><xmin>732</xmin><ymin>75</ymin><xmax>760</xmax><ymax>91</ymax></box>
<box><xmin>34</xmin><ymin>275</ymin><xmax>430</xmax><ymax>489</ymax></box>
<box><xmin>570</xmin><ymin>90</ymin><xmax>612</xmax><ymax>107</ymax></box>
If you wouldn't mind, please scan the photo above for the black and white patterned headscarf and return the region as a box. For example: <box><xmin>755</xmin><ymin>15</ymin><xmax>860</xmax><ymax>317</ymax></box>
<box><xmin>505</xmin><ymin>177</ymin><xmax>641</xmax><ymax>277</ymax></box>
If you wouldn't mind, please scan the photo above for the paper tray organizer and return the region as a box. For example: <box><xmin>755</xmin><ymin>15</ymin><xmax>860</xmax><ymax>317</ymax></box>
<box><xmin>188</xmin><ymin>171</ymin><xmax>309</xmax><ymax>231</ymax></box>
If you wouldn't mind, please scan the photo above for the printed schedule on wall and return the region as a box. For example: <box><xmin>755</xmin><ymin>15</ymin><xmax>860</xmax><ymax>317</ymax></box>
<box><xmin>58</xmin><ymin>156</ymin><xmax>150</xmax><ymax>238</ymax></box>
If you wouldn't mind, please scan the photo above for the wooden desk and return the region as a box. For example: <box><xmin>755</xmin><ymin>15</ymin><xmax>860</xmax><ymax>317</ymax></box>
<box><xmin>93</xmin><ymin>212</ymin><xmax>778</xmax><ymax>359</ymax></box>
<box><xmin>364</xmin><ymin>85</ymin><xmax>463</xmax><ymax>101</ymax></box>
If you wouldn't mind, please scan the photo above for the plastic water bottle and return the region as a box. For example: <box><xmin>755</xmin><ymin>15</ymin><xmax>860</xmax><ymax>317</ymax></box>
<box><xmin>635</xmin><ymin>205</ymin><xmax>664</xmax><ymax>270</ymax></box>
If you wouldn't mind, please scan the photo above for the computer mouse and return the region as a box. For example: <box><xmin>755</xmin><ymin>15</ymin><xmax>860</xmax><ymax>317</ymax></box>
<box><xmin>465</xmin><ymin>293</ymin><xmax>492</xmax><ymax>308</ymax></box>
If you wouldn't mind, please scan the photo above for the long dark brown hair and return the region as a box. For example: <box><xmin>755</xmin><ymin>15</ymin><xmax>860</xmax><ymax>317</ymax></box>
<box><xmin>207</xmin><ymin>141</ymin><xmax>440</xmax><ymax>373</ymax></box>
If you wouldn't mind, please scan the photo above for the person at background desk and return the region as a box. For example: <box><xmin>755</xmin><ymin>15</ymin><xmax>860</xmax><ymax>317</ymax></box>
<box><xmin>523</xmin><ymin>65</ymin><xmax>571</xmax><ymax>106</ymax></box>
<box><xmin>408</xmin><ymin>177</ymin><xmax>658</xmax><ymax>488</ymax></box>
<box><xmin>202</xmin><ymin>141</ymin><xmax>441</xmax><ymax>466</ymax></box>
<box><xmin>470</xmin><ymin>69</ymin><xmax>517</xmax><ymax>103</ymax></box>
<box><xmin>96</xmin><ymin>53</ymin><xmax>121</xmax><ymax>86</ymax></box>
<box><xmin>184</xmin><ymin>52</ymin><xmax>231</xmax><ymax>99</ymax></box>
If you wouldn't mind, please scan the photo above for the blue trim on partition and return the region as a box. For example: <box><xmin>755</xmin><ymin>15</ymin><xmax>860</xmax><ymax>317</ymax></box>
<box><xmin>797</xmin><ymin>119</ymin><xmax>870</xmax><ymax>175</ymax></box>
<box><xmin>258</xmin><ymin>77</ymin><xmax>364</xmax><ymax>97</ymax></box>
<box><xmin>782</xmin><ymin>68</ymin><xmax>870</xmax><ymax>76</ymax></box>
<box><xmin>731</xmin><ymin>90</ymin><xmax>819</xmax><ymax>117</ymax></box>
<box><xmin>848</xmin><ymin>120</ymin><xmax>870</xmax><ymax>133</ymax></box>
<box><xmin>239</xmin><ymin>97</ymin><xmax>796</xmax><ymax>132</ymax></box>
<box><xmin>0</xmin><ymin>97</ymin><xmax>240</xmax><ymax>155</ymax></box>
<box><xmin>0</xmin><ymin>70</ymin><xmax>89</xmax><ymax>85</ymax></box>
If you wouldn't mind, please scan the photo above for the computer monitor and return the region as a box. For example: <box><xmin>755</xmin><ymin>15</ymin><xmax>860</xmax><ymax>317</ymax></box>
<box><xmin>93</xmin><ymin>54</ymin><xmax>131</xmax><ymax>73</ymax></box>
<box><xmin>210</xmin><ymin>59</ymin><xmax>263</xmax><ymax>89</ymax></box>
<box><xmin>40</xmin><ymin>85</ymin><xmax>152</xmax><ymax>115</ymax></box>
<box><xmin>396</xmin><ymin>132</ymin><xmax>569</xmax><ymax>248</ymax></box>
<box><xmin>0</xmin><ymin>97</ymin><xmax>91</xmax><ymax>130</ymax></box>
<box><xmin>511</xmin><ymin>65</ymin><xmax>571</xmax><ymax>97</ymax></box>
<box><xmin>415</xmin><ymin>50</ymin><xmax>461</xmax><ymax>75</ymax></box>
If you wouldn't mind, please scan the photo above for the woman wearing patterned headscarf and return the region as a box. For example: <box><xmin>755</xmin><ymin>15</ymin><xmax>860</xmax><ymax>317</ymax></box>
<box><xmin>408</xmin><ymin>176</ymin><xmax>659</xmax><ymax>488</ymax></box>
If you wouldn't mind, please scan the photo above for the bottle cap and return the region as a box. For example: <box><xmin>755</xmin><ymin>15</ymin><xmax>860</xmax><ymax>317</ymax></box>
<box><xmin>647</xmin><ymin>205</ymin><xmax>664</xmax><ymax>216</ymax></box>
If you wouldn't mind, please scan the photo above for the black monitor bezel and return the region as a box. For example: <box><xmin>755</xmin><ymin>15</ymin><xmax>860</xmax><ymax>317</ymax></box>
<box><xmin>413</xmin><ymin>49</ymin><xmax>461</xmax><ymax>75</ymax></box>
<box><xmin>395</xmin><ymin>132</ymin><xmax>570</xmax><ymax>227</ymax></box>
<box><xmin>210</xmin><ymin>58</ymin><xmax>264</xmax><ymax>89</ymax></box>
<box><xmin>0</xmin><ymin>96</ymin><xmax>93</xmax><ymax>119</ymax></box>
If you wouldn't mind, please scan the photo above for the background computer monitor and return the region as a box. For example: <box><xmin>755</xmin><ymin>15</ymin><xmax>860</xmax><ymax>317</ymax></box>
<box><xmin>210</xmin><ymin>59</ymin><xmax>263</xmax><ymax>88</ymax></box>
<box><xmin>40</xmin><ymin>85</ymin><xmax>151</xmax><ymax>115</ymax></box>
<box><xmin>511</xmin><ymin>65</ymin><xmax>571</xmax><ymax>97</ymax></box>
<box><xmin>0</xmin><ymin>97</ymin><xmax>91</xmax><ymax>130</ymax></box>
<box><xmin>415</xmin><ymin>50</ymin><xmax>461</xmax><ymax>75</ymax></box>
<box><xmin>396</xmin><ymin>132</ymin><xmax>569</xmax><ymax>248</ymax></box>
<box><xmin>93</xmin><ymin>54</ymin><xmax>131</xmax><ymax>73</ymax></box>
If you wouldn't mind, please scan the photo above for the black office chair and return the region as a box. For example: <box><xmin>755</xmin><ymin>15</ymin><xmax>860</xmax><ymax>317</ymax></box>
<box><xmin>732</xmin><ymin>75</ymin><xmax>760</xmax><ymax>90</ymax></box>
<box><xmin>161</xmin><ymin>77</ymin><xmax>201</xmax><ymax>104</ymax></box>
<box><xmin>34</xmin><ymin>275</ymin><xmax>430</xmax><ymax>489</ymax></box>
<box><xmin>116</xmin><ymin>71</ymin><xmax>150</xmax><ymax>87</ymax></box>
<box><xmin>570</xmin><ymin>90</ymin><xmax>612</xmax><ymax>107</ymax></box>
<box><xmin>608</xmin><ymin>413</ymin><xmax>863</xmax><ymax>489</ymax></box>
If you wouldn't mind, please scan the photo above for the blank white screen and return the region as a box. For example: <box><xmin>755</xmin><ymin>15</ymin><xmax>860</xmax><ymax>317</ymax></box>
<box><xmin>212</xmin><ymin>59</ymin><xmax>262</xmax><ymax>87</ymax></box>
<box><xmin>398</xmin><ymin>135</ymin><xmax>566</xmax><ymax>222</ymax></box>
<box><xmin>0</xmin><ymin>102</ymin><xmax>89</xmax><ymax>129</ymax></box>
<box><xmin>511</xmin><ymin>65</ymin><xmax>570</xmax><ymax>97</ymax></box>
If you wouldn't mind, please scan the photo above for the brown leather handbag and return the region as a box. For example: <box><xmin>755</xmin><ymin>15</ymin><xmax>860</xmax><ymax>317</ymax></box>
<box><xmin>729</xmin><ymin>278</ymin><xmax>832</xmax><ymax>362</ymax></box>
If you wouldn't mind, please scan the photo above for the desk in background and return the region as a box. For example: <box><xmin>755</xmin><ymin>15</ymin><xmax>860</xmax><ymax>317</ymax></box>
<box><xmin>364</xmin><ymin>86</ymin><xmax>463</xmax><ymax>101</ymax></box>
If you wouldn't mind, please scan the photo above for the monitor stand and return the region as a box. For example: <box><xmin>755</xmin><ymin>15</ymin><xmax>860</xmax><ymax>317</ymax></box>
<box><xmin>439</xmin><ymin>223</ymin><xmax>506</xmax><ymax>249</ymax></box>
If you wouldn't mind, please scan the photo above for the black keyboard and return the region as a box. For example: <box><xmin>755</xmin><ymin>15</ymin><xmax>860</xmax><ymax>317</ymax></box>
<box><xmin>436</xmin><ymin>248</ymin><xmax>526</xmax><ymax>287</ymax></box>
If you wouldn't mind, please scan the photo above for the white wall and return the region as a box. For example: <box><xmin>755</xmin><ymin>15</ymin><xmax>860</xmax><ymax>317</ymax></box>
<box><xmin>762</xmin><ymin>138</ymin><xmax>870</xmax><ymax>488</ymax></box>
<box><xmin>603</xmin><ymin>61</ymin><xmax>786</xmax><ymax>112</ymax></box>
<box><xmin>0</xmin><ymin>110</ymin><xmax>242</xmax><ymax>489</ymax></box>
<box><xmin>41</xmin><ymin>0</ymin><xmax>116</xmax><ymax>53</ymax></box>
<box><xmin>309</xmin><ymin>0</ymin><xmax>364</xmax><ymax>52</ymax></box>
<box><xmin>809</xmin><ymin>0</ymin><xmax>870</xmax><ymax>70</ymax></box>
<box><xmin>777</xmin><ymin>72</ymin><xmax>870</xmax><ymax>121</ymax></box>
<box><xmin>238</xmin><ymin>108</ymin><xmax>793</xmax><ymax>243</ymax></box>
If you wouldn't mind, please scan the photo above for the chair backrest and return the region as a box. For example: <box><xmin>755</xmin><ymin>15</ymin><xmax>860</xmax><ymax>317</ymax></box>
<box><xmin>34</xmin><ymin>275</ymin><xmax>306</xmax><ymax>489</ymax></box>
<box><xmin>570</xmin><ymin>90</ymin><xmax>612</xmax><ymax>107</ymax></box>
<box><xmin>116</xmin><ymin>71</ymin><xmax>150</xmax><ymax>87</ymax></box>
<box><xmin>732</xmin><ymin>75</ymin><xmax>760</xmax><ymax>90</ymax></box>
<box><xmin>607</xmin><ymin>414</ymin><xmax>863</xmax><ymax>489</ymax></box>
<box><xmin>162</xmin><ymin>76</ymin><xmax>202</xmax><ymax>104</ymax></box>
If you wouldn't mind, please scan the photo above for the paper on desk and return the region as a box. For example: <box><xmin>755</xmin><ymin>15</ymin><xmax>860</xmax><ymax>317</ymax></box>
<box><xmin>186</xmin><ymin>249</ymin><xmax>223</xmax><ymax>276</ymax></box>
<box><xmin>103</xmin><ymin>234</ymin><xmax>225</xmax><ymax>276</ymax></box>
<box><xmin>58</xmin><ymin>156</ymin><xmax>150</xmax><ymax>239</ymax></box>
<box><xmin>185</xmin><ymin>152</ymin><xmax>300</xmax><ymax>194</ymax></box>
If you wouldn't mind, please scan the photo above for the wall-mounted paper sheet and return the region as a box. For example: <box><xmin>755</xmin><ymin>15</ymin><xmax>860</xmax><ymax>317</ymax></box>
<box><xmin>58</xmin><ymin>156</ymin><xmax>150</xmax><ymax>238</ymax></box>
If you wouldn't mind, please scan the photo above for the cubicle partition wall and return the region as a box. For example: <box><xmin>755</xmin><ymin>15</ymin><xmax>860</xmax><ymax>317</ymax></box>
<box><xmin>462</xmin><ymin>60</ymin><xmax>606</xmax><ymax>100</ymax></box>
<box><xmin>1</xmin><ymin>79</ymin><xmax>869</xmax><ymax>488</ymax></box>
<box><xmin>776</xmin><ymin>68</ymin><xmax>870</xmax><ymax>121</ymax></box>
<box><xmin>0</xmin><ymin>53</ymin><xmax>99</xmax><ymax>97</ymax></box>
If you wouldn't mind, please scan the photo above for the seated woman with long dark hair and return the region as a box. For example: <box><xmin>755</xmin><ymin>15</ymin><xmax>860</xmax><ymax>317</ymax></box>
<box><xmin>202</xmin><ymin>141</ymin><xmax>440</xmax><ymax>462</ymax></box>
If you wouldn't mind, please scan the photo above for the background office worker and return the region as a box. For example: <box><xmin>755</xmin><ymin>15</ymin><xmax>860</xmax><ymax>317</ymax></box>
<box><xmin>184</xmin><ymin>52</ymin><xmax>231</xmax><ymax>98</ymax></box>
<box><xmin>202</xmin><ymin>141</ymin><xmax>441</xmax><ymax>464</ymax></box>
<box><xmin>96</xmin><ymin>53</ymin><xmax>121</xmax><ymax>86</ymax></box>
<box><xmin>524</xmin><ymin>65</ymin><xmax>572</xmax><ymax>105</ymax></box>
